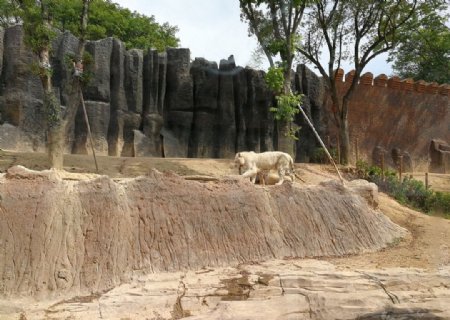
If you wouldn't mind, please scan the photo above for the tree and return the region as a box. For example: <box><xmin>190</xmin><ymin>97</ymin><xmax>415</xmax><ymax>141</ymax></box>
<box><xmin>388</xmin><ymin>11</ymin><xmax>450</xmax><ymax>84</ymax></box>
<box><xmin>1</xmin><ymin>0</ymin><xmax>179</xmax><ymax>51</ymax></box>
<box><xmin>297</xmin><ymin>0</ymin><xmax>446</xmax><ymax>164</ymax></box>
<box><xmin>83</xmin><ymin>0</ymin><xmax>179</xmax><ymax>51</ymax></box>
<box><xmin>0</xmin><ymin>0</ymin><xmax>21</xmax><ymax>26</ymax></box>
<box><xmin>239</xmin><ymin>0</ymin><xmax>309</xmax><ymax>157</ymax></box>
<box><xmin>15</xmin><ymin>0</ymin><xmax>91</xmax><ymax>169</ymax></box>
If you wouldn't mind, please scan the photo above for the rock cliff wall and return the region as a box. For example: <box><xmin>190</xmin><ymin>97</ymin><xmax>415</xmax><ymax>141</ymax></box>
<box><xmin>1</xmin><ymin>26</ymin><xmax>449</xmax><ymax>167</ymax></box>
<box><xmin>0</xmin><ymin>166</ymin><xmax>405</xmax><ymax>297</ymax></box>
<box><xmin>0</xmin><ymin>26</ymin><xmax>325</xmax><ymax>161</ymax></box>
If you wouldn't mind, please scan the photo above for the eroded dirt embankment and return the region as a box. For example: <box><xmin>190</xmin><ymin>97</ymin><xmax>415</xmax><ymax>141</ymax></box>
<box><xmin>0</xmin><ymin>166</ymin><xmax>406</xmax><ymax>297</ymax></box>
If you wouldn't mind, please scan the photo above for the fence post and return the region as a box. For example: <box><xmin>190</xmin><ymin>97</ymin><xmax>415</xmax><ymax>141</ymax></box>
<box><xmin>337</xmin><ymin>135</ymin><xmax>340</xmax><ymax>165</ymax></box>
<box><xmin>380</xmin><ymin>152</ymin><xmax>385</xmax><ymax>181</ymax></box>
<box><xmin>445</xmin><ymin>156</ymin><xmax>448</xmax><ymax>174</ymax></box>
<box><xmin>398</xmin><ymin>155</ymin><xmax>403</xmax><ymax>181</ymax></box>
<box><xmin>355</xmin><ymin>138</ymin><xmax>359</xmax><ymax>165</ymax></box>
<box><xmin>425</xmin><ymin>172</ymin><xmax>429</xmax><ymax>190</ymax></box>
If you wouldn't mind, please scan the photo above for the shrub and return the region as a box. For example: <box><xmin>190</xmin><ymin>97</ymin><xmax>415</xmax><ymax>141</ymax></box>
<box><xmin>355</xmin><ymin>160</ymin><xmax>449</xmax><ymax>216</ymax></box>
<box><xmin>426</xmin><ymin>192</ymin><xmax>450</xmax><ymax>217</ymax></box>
<box><xmin>311</xmin><ymin>147</ymin><xmax>337</xmax><ymax>164</ymax></box>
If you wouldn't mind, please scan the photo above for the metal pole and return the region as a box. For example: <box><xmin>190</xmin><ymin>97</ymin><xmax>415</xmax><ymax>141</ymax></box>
<box><xmin>399</xmin><ymin>155</ymin><xmax>403</xmax><ymax>181</ymax></box>
<box><xmin>425</xmin><ymin>172</ymin><xmax>429</xmax><ymax>190</ymax></box>
<box><xmin>80</xmin><ymin>89</ymin><xmax>99</xmax><ymax>173</ymax></box>
<box><xmin>297</xmin><ymin>105</ymin><xmax>344</xmax><ymax>184</ymax></box>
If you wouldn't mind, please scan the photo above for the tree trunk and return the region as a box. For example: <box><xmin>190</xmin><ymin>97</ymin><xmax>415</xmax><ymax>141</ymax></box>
<box><xmin>45</xmin><ymin>0</ymin><xmax>89</xmax><ymax>169</ymax></box>
<box><xmin>47</xmin><ymin>123</ymin><xmax>65</xmax><ymax>170</ymax></box>
<box><xmin>328</xmin><ymin>78</ymin><xmax>351</xmax><ymax>165</ymax></box>
<box><xmin>338</xmin><ymin>115</ymin><xmax>350</xmax><ymax>165</ymax></box>
<box><xmin>339</xmin><ymin>98</ymin><xmax>350</xmax><ymax>165</ymax></box>
<box><xmin>278</xmin><ymin>120</ymin><xmax>295</xmax><ymax>156</ymax></box>
<box><xmin>43</xmin><ymin>91</ymin><xmax>65</xmax><ymax>169</ymax></box>
<box><xmin>38</xmin><ymin>41</ymin><xmax>65</xmax><ymax>169</ymax></box>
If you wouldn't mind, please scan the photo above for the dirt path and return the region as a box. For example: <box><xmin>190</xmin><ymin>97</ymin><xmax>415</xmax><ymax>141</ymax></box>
<box><xmin>325</xmin><ymin>193</ymin><xmax>450</xmax><ymax>270</ymax></box>
<box><xmin>291</xmin><ymin>164</ymin><xmax>450</xmax><ymax>270</ymax></box>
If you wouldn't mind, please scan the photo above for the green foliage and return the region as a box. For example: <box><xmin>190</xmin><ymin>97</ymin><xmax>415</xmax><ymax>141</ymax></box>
<box><xmin>267</xmin><ymin>39</ymin><xmax>285</xmax><ymax>56</ymax></box>
<box><xmin>1</xmin><ymin>0</ymin><xmax>179</xmax><ymax>51</ymax></box>
<box><xmin>265</xmin><ymin>67</ymin><xmax>284</xmax><ymax>94</ymax></box>
<box><xmin>63</xmin><ymin>51</ymin><xmax>94</xmax><ymax>85</ymax></box>
<box><xmin>17</xmin><ymin>0</ymin><xmax>58</xmax><ymax>55</ymax></box>
<box><xmin>270</xmin><ymin>93</ymin><xmax>301</xmax><ymax>122</ymax></box>
<box><xmin>425</xmin><ymin>192</ymin><xmax>450</xmax><ymax>217</ymax></box>
<box><xmin>388</xmin><ymin>11</ymin><xmax>450</xmax><ymax>84</ymax></box>
<box><xmin>356</xmin><ymin>159</ymin><xmax>396</xmax><ymax>179</ymax></box>
<box><xmin>241</xmin><ymin>0</ymin><xmax>310</xmax><ymax>147</ymax></box>
<box><xmin>74</xmin><ymin>0</ymin><xmax>179</xmax><ymax>51</ymax></box>
<box><xmin>239</xmin><ymin>0</ymin><xmax>308</xmax><ymax>68</ymax></box>
<box><xmin>355</xmin><ymin>160</ymin><xmax>450</xmax><ymax>217</ymax></box>
<box><xmin>30</xmin><ymin>62</ymin><xmax>53</xmax><ymax>79</ymax></box>
<box><xmin>311</xmin><ymin>147</ymin><xmax>337</xmax><ymax>163</ymax></box>
<box><xmin>0</xmin><ymin>0</ymin><xmax>20</xmax><ymax>27</ymax></box>
<box><xmin>265</xmin><ymin>67</ymin><xmax>302</xmax><ymax>139</ymax></box>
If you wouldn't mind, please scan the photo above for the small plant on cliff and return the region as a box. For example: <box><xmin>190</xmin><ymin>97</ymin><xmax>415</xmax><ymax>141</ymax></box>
<box><xmin>265</xmin><ymin>67</ymin><xmax>302</xmax><ymax>140</ymax></box>
<box><xmin>64</xmin><ymin>52</ymin><xmax>94</xmax><ymax>86</ymax></box>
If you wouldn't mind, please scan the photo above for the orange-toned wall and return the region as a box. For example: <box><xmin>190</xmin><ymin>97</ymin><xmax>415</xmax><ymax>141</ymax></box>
<box><xmin>324</xmin><ymin>70</ymin><xmax>450</xmax><ymax>170</ymax></box>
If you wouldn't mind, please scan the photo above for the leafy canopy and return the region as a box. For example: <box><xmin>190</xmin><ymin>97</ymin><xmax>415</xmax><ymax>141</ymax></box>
<box><xmin>388</xmin><ymin>10</ymin><xmax>450</xmax><ymax>84</ymax></box>
<box><xmin>239</xmin><ymin>0</ymin><xmax>311</xmax><ymax>69</ymax></box>
<box><xmin>0</xmin><ymin>0</ymin><xmax>179</xmax><ymax>51</ymax></box>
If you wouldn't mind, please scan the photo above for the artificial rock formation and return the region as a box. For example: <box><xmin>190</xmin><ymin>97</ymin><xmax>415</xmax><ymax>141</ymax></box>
<box><xmin>0</xmin><ymin>166</ymin><xmax>406</xmax><ymax>298</ymax></box>
<box><xmin>0</xmin><ymin>26</ymin><xmax>324</xmax><ymax>161</ymax></box>
<box><xmin>1</xmin><ymin>25</ymin><xmax>449</xmax><ymax>169</ymax></box>
<box><xmin>429</xmin><ymin>139</ymin><xmax>450</xmax><ymax>173</ymax></box>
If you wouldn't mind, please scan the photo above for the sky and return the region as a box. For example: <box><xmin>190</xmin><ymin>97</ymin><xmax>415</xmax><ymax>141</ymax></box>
<box><xmin>113</xmin><ymin>0</ymin><xmax>393</xmax><ymax>76</ymax></box>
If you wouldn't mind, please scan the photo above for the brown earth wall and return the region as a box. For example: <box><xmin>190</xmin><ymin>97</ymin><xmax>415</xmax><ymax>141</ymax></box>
<box><xmin>324</xmin><ymin>70</ymin><xmax>450</xmax><ymax>170</ymax></box>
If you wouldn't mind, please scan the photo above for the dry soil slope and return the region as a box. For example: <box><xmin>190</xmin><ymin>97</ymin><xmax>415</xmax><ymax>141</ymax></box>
<box><xmin>0</xmin><ymin>165</ymin><xmax>406</xmax><ymax>297</ymax></box>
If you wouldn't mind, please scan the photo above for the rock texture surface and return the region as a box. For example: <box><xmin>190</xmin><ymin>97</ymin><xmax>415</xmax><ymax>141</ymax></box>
<box><xmin>2</xmin><ymin>26</ymin><xmax>447</xmax><ymax>165</ymax></box>
<box><xmin>0</xmin><ymin>26</ymin><xmax>315</xmax><ymax>159</ymax></box>
<box><xmin>429</xmin><ymin>139</ymin><xmax>450</xmax><ymax>174</ymax></box>
<box><xmin>0</xmin><ymin>166</ymin><xmax>405</xmax><ymax>298</ymax></box>
<box><xmin>1</xmin><ymin>260</ymin><xmax>449</xmax><ymax>320</ymax></box>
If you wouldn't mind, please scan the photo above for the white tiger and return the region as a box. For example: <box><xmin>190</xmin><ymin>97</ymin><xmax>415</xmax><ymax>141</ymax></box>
<box><xmin>235</xmin><ymin>151</ymin><xmax>295</xmax><ymax>185</ymax></box>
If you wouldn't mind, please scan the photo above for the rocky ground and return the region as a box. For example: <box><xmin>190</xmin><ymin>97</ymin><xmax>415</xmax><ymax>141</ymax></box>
<box><xmin>0</xmin><ymin>150</ymin><xmax>449</xmax><ymax>320</ymax></box>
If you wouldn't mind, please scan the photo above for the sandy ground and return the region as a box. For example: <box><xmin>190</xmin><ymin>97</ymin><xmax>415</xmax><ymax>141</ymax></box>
<box><xmin>1</xmin><ymin>149</ymin><xmax>449</xmax><ymax>271</ymax></box>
